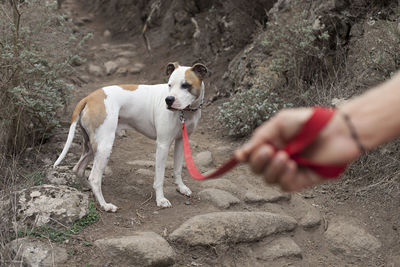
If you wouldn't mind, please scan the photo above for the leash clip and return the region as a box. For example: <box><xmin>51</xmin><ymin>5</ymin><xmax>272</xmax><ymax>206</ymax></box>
<box><xmin>180</xmin><ymin>111</ymin><xmax>185</xmax><ymax>123</ymax></box>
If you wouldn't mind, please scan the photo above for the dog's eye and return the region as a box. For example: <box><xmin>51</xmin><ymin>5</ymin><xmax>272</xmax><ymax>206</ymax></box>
<box><xmin>181</xmin><ymin>83</ymin><xmax>192</xmax><ymax>90</ymax></box>
<box><xmin>168</xmin><ymin>84</ymin><xmax>171</xmax><ymax>88</ymax></box>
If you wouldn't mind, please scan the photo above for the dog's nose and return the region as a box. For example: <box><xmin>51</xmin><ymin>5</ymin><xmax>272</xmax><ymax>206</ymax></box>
<box><xmin>165</xmin><ymin>96</ymin><xmax>175</xmax><ymax>107</ymax></box>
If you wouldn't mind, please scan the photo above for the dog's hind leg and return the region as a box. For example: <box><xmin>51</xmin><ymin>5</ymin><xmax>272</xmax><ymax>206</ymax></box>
<box><xmin>88</xmin><ymin>116</ymin><xmax>118</xmax><ymax>212</ymax></box>
<box><xmin>173</xmin><ymin>138</ymin><xmax>192</xmax><ymax>196</ymax></box>
<box><xmin>73</xmin><ymin>123</ymin><xmax>93</xmax><ymax>177</ymax></box>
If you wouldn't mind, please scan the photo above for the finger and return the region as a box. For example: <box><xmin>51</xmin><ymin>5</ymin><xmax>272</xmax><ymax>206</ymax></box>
<box><xmin>249</xmin><ymin>144</ymin><xmax>274</xmax><ymax>174</ymax></box>
<box><xmin>263</xmin><ymin>151</ymin><xmax>289</xmax><ymax>184</ymax></box>
<box><xmin>235</xmin><ymin>118</ymin><xmax>280</xmax><ymax>162</ymax></box>
<box><xmin>278</xmin><ymin>160</ymin><xmax>297</xmax><ymax>191</ymax></box>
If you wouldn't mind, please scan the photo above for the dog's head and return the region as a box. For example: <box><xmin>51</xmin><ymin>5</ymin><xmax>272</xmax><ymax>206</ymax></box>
<box><xmin>165</xmin><ymin>62</ymin><xmax>208</xmax><ymax>111</ymax></box>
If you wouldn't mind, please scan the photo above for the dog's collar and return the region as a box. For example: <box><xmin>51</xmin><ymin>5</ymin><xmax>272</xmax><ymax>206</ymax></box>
<box><xmin>169</xmin><ymin>100</ymin><xmax>203</xmax><ymax>112</ymax></box>
<box><xmin>183</xmin><ymin>100</ymin><xmax>203</xmax><ymax>112</ymax></box>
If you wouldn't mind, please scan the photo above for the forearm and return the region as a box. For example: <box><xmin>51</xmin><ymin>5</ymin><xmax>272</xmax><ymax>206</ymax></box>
<box><xmin>340</xmin><ymin>71</ymin><xmax>400</xmax><ymax>150</ymax></box>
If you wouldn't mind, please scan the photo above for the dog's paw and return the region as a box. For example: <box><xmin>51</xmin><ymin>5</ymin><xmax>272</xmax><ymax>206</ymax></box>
<box><xmin>156</xmin><ymin>197</ymin><xmax>172</xmax><ymax>208</ymax></box>
<box><xmin>177</xmin><ymin>185</ymin><xmax>192</xmax><ymax>197</ymax></box>
<box><xmin>102</xmin><ymin>203</ymin><xmax>118</xmax><ymax>212</ymax></box>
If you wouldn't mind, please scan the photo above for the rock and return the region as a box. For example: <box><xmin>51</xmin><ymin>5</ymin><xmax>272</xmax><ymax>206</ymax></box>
<box><xmin>15</xmin><ymin>185</ymin><xmax>88</xmax><ymax>228</ymax></box>
<box><xmin>253</xmin><ymin>237</ymin><xmax>302</xmax><ymax>261</ymax></box>
<box><xmin>88</xmin><ymin>63</ymin><xmax>103</xmax><ymax>77</ymax></box>
<box><xmin>117</xmin><ymin>51</ymin><xmax>137</xmax><ymax>58</ymax></box>
<box><xmin>9</xmin><ymin>238</ymin><xmax>68</xmax><ymax>266</ymax></box>
<box><xmin>194</xmin><ymin>151</ymin><xmax>214</xmax><ymax>168</ymax></box>
<box><xmin>46</xmin><ymin>169</ymin><xmax>75</xmax><ymax>185</ymax></box>
<box><xmin>115</xmin><ymin>57</ymin><xmax>130</xmax><ymax>66</ymax></box>
<box><xmin>104</xmin><ymin>61</ymin><xmax>118</xmax><ymax>75</ymax></box>
<box><xmin>169</xmin><ymin>212</ymin><xmax>297</xmax><ymax>246</ymax></box>
<box><xmin>78</xmin><ymin>75</ymin><xmax>90</xmax><ymax>84</ymax></box>
<box><xmin>128</xmin><ymin>63</ymin><xmax>145</xmax><ymax>74</ymax></box>
<box><xmin>103</xmin><ymin>29</ymin><xmax>112</xmax><ymax>38</ymax></box>
<box><xmin>200</xmin><ymin>179</ymin><xmax>240</xmax><ymax>194</ymax></box>
<box><xmin>244</xmin><ymin>186</ymin><xmax>290</xmax><ymax>203</ymax></box>
<box><xmin>290</xmin><ymin>194</ymin><xmax>321</xmax><ymax>229</ymax></box>
<box><xmin>324</xmin><ymin>219</ymin><xmax>382</xmax><ymax>258</ymax></box>
<box><xmin>198</xmin><ymin>188</ymin><xmax>240</xmax><ymax>209</ymax></box>
<box><xmin>95</xmin><ymin>232</ymin><xmax>175</xmax><ymax>267</ymax></box>
<box><xmin>116</xmin><ymin>67</ymin><xmax>128</xmax><ymax>76</ymax></box>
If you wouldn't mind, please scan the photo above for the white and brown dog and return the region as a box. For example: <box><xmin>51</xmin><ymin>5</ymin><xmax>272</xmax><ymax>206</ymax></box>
<box><xmin>54</xmin><ymin>62</ymin><xmax>208</xmax><ymax>212</ymax></box>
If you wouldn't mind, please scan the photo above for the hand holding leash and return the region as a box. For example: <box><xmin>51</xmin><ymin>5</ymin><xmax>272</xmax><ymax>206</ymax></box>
<box><xmin>183</xmin><ymin>107</ymin><xmax>360</xmax><ymax>192</ymax></box>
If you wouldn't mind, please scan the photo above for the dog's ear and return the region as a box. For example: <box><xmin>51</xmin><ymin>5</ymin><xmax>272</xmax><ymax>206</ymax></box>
<box><xmin>166</xmin><ymin>62</ymin><xmax>179</xmax><ymax>76</ymax></box>
<box><xmin>192</xmin><ymin>63</ymin><xmax>208</xmax><ymax>80</ymax></box>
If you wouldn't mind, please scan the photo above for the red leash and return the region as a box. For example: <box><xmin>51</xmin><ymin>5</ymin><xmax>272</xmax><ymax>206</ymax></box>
<box><xmin>181</xmin><ymin>107</ymin><xmax>347</xmax><ymax>180</ymax></box>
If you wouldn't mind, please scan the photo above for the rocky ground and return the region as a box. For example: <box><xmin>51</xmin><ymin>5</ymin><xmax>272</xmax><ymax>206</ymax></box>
<box><xmin>3</xmin><ymin>0</ymin><xmax>400</xmax><ymax>266</ymax></box>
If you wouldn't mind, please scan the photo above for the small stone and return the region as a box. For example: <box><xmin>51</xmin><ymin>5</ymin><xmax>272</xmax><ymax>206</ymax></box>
<box><xmin>116</xmin><ymin>67</ymin><xmax>128</xmax><ymax>75</ymax></box>
<box><xmin>118</xmin><ymin>51</ymin><xmax>136</xmax><ymax>58</ymax></box>
<box><xmin>115</xmin><ymin>57</ymin><xmax>130</xmax><ymax>66</ymax></box>
<box><xmin>103</xmin><ymin>29</ymin><xmax>112</xmax><ymax>38</ymax></box>
<box><xmin>194</xmin><ymin>151</ymin><xmax>214</xmax><ymax>168</ymax></box>
<box><xmin>104</xmin><ymin>61</ymin><xmax>118</xmax><ymax>75</ymax></box>
<box><xmin>128</xmin><ymin>63</ymin><xmax>144</xmax><ymax>74</ymax></box>
<box><xmin>198</xmin><ymin>188</ymin><xmax>240</xmax><ymax>209</ymax></box>
<box><xmin>88</xmin><ymin>63</ymin><xmax>103</xmax><ymax>77</ymax></box>
<box><xmin>185</xmin><ymin>201</ymin><xmax>191</xmax><ymax>205</ymax></box>
<box><xmin>253</xmin><ymin>237</ymin><xmax>302</xmax><ymax>260</ymax></box>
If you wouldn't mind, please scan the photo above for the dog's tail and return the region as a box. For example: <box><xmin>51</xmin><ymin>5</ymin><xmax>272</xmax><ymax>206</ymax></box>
<box><xmin>53</xmin><ymin>97</ymin><xmax>88</xmax><ymax>168</ymax></box>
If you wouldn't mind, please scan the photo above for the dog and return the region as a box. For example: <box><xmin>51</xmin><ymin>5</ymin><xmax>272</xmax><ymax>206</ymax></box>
<box><xmin>54</xmin><ymin>62</ymin><xmax>208</xmax><ymax>212</ymax></box>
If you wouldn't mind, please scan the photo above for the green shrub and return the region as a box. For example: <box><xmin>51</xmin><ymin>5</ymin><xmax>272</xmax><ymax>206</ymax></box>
<box><xmin>218</xmin><ymin>12</ymin><xmax>329</xmax><ymax>136</ymax></box>
<box><xmin>0</xmin><ymin>0</ymin><xmax>90</xmax><ymax>155</ymax></box>
<box><xmin>262</xmin><ymin>12</ymin><xmax>329</xmax><ymax>90</ymax></box>
<box><xmin>218</xmin><ymin>77</ymin><xmax>293</xmax><ymax>137</ymax></box>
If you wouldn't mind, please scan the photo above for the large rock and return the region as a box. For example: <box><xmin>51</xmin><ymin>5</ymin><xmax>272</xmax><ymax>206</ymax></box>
<box><xmin>9</xmin><ymin>238</ymin><xmax>68</xmax><ymax>267</ymax></box>
<box><xmin>289</xmin><ymin>194</ymin><xmax>321</xmax><ymax>229</ymax></box>
<box><xmin>198</xmin><ymin>188</ymin><xmax>240</xmax><ymax>209</ymax></box>
<box><xmin>15</xmin><ymin>185</ymin><xmax>88</xmax><ymax>228</ymax></box>
<box><xmin>200</xmin><ymin>178</ymin><xmax>240</xmax><ymax>194</ymax></box>
<box><xmin>244</xmin><ymin>186</ymin><xmax>290</xmax><ymax>203</ymax></box>
<box><xmin>253</xmin><ymin>237</ymin><xmax>302</xmax><ymax>261</ymax></box>
<box><xmin>95</xmin><ymin>232</ymin><xmax>175</xmax><ymax>267</ymax></box>
<box><xmin>324</xmin><ymin>219</ymin><xmax>382</xmax><ymax>258</ymax></box>
<box><xmin>169</xmin><ymin>212</ymin><xmax>297</xmax><ymax>246</ymax></box>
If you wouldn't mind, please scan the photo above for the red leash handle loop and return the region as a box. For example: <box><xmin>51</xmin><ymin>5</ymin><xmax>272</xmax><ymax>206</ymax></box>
<box><xmin>283</xmin><ymin>107</ymin><xmax>347</xmax><ymax>179</ymax></box>
<box><xmin>182</xmin><ymin>106</ymin><xmax>347</xmax><ymax>180</ymax></box>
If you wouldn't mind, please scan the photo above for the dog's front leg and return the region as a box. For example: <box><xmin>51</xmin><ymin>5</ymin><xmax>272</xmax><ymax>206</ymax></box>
<box><xmin>154</xmin><ymin>141</ymin><xmax>172</xmax><ymax>208</ymax></box>
<box><xmin>174</xmin><ymin>138</ymin><xmax>192</xmax><ymax>196</ymax></box>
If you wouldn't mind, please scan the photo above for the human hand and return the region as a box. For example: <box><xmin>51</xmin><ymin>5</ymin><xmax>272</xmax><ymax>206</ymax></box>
<box><xmin>235</xmin><ymin>108</ymin><xmax>361</xmax><ymax>192</ymax></box>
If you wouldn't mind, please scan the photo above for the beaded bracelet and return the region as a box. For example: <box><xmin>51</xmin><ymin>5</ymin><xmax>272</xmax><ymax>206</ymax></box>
<box><xmin>341</xmin><ymin>112</ymin><xmax>366</xmax><ymax>154</ymax></box>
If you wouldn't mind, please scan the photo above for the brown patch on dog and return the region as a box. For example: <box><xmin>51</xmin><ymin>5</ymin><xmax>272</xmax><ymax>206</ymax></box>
<box><xmin>119</xmin><ymin>84</ymin><xmax>138</xmax><ymax>91</ymax></box>
<box><xmin>83</xmin><ymin>89</ymin><xmax>108</xmax><ymax>131</ymax></box>
<box><xmin>185</xmin><ymin>69</ymin><xmax>202</xmax><ymax>97</ymax></box>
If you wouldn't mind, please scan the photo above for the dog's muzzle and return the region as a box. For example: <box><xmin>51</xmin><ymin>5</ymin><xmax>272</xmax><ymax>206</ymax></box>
<box><xmin>165</xmin><ymin>96</ymin><xmax>175</xmax><ymax>108</ymax></box>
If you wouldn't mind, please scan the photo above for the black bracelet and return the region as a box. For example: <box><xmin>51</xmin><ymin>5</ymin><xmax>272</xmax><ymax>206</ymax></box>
<box><xmin>341</xmin><ymin>112</ymin><xmax>366</xmax><ymax>154</ymax></box>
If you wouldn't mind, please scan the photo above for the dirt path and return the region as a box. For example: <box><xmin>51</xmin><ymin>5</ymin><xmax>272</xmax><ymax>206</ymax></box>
<box><xmin>48</xmin><ymin>1</ymin><xmax>399</xmax><ymax>266</ymax></box>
